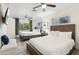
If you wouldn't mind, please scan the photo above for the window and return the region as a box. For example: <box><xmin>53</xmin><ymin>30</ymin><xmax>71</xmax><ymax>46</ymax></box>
<box><xmin>19</xmin><ymin>19</ymin><xmax>30</xmax><ymax>31</ymax></box>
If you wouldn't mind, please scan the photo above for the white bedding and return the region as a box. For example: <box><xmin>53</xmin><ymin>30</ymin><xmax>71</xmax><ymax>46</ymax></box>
<box><xmin>28</xmin><ymin>36</ymin><xmax>75</xmax><ymax>55</ymax></box>
<box><xmin>19</xmin><ymin>31</ymin><xmax>41</xmax><ymax>36</ymax></box>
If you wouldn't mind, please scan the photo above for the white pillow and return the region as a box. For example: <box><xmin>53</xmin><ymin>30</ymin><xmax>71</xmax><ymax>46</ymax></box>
<box><xmin>59</xmin><ymin>32</ymin><xmax>72</xmax><ymax>39</ymax></box>
<box><xmin>50</xmin><ymin>31</ymin><xmax>59</xmax><ymax>37</ymax></box>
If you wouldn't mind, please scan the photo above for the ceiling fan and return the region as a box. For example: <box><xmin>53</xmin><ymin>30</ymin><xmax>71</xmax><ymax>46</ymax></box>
<box><xmin>33</xmin><ymin>3</ymin><xmax>56</xmax><ymax>11</ymax></box>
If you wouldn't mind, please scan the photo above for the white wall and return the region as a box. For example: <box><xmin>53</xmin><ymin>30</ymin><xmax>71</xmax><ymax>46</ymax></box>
<box><xmin>7</xmin><ymin>17</ymin><xmax>15</xmax><ymax>39</ymax></box>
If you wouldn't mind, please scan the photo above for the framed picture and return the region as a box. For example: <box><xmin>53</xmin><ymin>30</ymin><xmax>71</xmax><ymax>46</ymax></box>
<box><xmin>51</xmin><ymin>16</ymin><xmax>70</xmax><ymax>25</ymax></box>
<box><xmin>59</xmin><ymin>16</ymin><xmax>70</xmax><ymax>24</ymax></box>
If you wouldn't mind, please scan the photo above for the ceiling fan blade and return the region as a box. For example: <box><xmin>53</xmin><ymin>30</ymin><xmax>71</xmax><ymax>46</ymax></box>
<box><xmin>33</xmin><ymin>5</ymin><xmax>42</xmax><ymax>9</ymax></box>
<box><xmin>47</xmin><ymin>4</ymin><xmax>56</xmax><ymax>8</ymax></box>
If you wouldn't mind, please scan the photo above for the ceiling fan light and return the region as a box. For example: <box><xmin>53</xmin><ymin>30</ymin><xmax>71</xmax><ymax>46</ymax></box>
<box><xmin>42</xmin><ymin>4</ymin><xmax>46</xmax><ymax>8</ymax></box>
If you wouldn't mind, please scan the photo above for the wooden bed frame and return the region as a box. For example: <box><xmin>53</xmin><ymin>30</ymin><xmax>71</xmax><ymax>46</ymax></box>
<box><xmin>27</xmin><ymin>24</ymin><xmax>75</xmax><ymax>55</ymax></box>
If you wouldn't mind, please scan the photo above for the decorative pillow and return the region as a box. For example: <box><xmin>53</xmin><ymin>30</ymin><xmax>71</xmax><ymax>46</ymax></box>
<box><xmin>1</xmin><ymin>35</ymin><xmax>9</xmax><ymax>45</ymax></box>
<box><xmin>59</xmin><ymin>32</ymin><xmax>72</xmax><ymax>39</ymax></box>
<box><xmin>50</xmin><ymin>31</ymin><xmax>60</xmax><ymax>37</ymax></box>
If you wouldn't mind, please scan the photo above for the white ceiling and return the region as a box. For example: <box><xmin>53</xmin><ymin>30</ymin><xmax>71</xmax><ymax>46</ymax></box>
<box><xmin>1</xmin><ymin>3</ymin><xmax>79</xmax><ymax>18</ymax></box>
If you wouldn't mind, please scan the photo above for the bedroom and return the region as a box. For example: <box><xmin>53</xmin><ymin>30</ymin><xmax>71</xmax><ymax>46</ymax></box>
<box><xmin>0</xmin><ymin>3</ymin><xmax>79</xmax><ymax>55</ymax></box>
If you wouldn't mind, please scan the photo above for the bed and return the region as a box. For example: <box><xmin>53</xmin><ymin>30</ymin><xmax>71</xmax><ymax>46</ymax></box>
<box><xmin>27</xmin><ymin>24</ymin><xmax>75</xmax><ymax>55</ymax></box>
<box><xmin>19</xmin><ymin>31</ymin><xmax>41</xmax><ymax>36</ymax></box>
<box><xmin>19</xmin><ymin>31</ymin><xmax>41</xmax><ymax>41</ymax></box>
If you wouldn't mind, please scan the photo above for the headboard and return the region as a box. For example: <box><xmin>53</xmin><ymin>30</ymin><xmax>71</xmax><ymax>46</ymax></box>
<box><xmin>50</xmin><ymin>24</ymin><xmax>75</xmax><ymax>41</ymax></box>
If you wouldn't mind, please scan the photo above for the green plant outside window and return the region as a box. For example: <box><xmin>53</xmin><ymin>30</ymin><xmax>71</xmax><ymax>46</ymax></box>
<box><xmin>19</xmin><ymin>23</ymin><xmax>30</xmax><ymax>30</ymax></box>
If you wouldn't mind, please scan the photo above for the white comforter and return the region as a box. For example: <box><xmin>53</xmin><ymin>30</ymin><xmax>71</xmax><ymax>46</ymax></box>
<box><xmin>28</xmin><ymin>36</ymin><xmax>75</xmax><ymax>55</ymax></box>
<box><xmin>19</xmin><ymin>31</ymin><xmax>41</xmax><ymax>36</ymax></box>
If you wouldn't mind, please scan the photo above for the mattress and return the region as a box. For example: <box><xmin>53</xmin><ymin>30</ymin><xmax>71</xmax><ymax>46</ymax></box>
<box><xmin>19</xmin><ymin>31</ymin><xmax>41</xmax><ymax>36</ymax></box>
<box><xmin>28</xmin><ymin>36</ymin><xmax>75</xmax><ymax>55</ymax></box>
